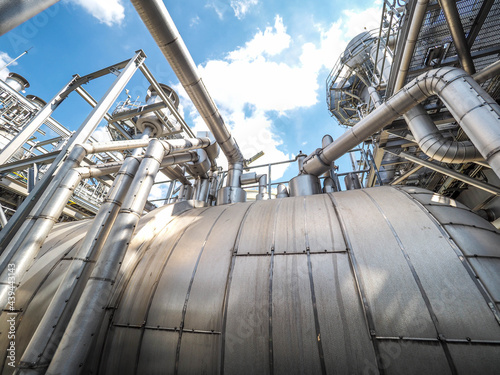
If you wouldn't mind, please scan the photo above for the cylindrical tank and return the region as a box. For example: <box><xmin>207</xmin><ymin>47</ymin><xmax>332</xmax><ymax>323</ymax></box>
<box><xmin>1</xmin><ymin>186</ymin><xmax>500</xmax><ymax>374</ymax></box>
<box><xmin>289</xmin><ymin>174</ymin><xmax>322</xmax><ymax>196</ymax></box>
<box><xmin>26</xmin><ymin>94</ymin><xmax>47</xmax><ymax>108</ymax></box>
<box><xmin>4</xmin><ymin>72</ymin><xmax>29</xmax><ymax>92</ymax></box>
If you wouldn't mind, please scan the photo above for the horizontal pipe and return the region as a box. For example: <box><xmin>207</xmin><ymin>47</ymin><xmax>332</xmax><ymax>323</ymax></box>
<box><xmin>160</xmin><ymin>151</ymin><xmax>199</xmax><ymax>167</ymax></box>
<box><xmin>302</xmin><ymin>67</ymin><xmax>500</xmax><ymax>179</ymax></box>
<box><xmin>130</xmin><ymin>0</ymin><xmax>244</xmax><ymax>165</ymax></box>
<box><xmin>160</xmin><ymin>137</ymin><xmax>211</xmax><ymax>154</ymax></box>
<box><xmin>398</xmin><ymin>152</ymin><xmax>500</xmax><ymax>195</ymax></box>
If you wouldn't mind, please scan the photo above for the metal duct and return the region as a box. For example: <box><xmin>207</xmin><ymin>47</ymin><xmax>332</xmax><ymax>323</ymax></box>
<box><xmin>130</xmin><ymin>0</ymin><xmax>244</xmax><ymax>166</ymax></box>
<box><xmin>473</xmin><ymin>59</ymin><xmax>500</xmax><ymax>83</ymax></box>
<box><xmin>302</xmin><ymin>67</ymin><xmax>500</xmax><ymax>179</ymax></box>
<box><xmin>0</xmin><ymin>0</ymin><xmax>60</xmax><ymax>36</ymax></box>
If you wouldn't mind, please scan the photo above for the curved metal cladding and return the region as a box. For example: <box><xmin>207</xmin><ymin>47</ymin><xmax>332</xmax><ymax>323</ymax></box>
<box><xmin>1</xmin><ymin>187</ymin><xmax>500</xmax><ymax>374</ymax></box>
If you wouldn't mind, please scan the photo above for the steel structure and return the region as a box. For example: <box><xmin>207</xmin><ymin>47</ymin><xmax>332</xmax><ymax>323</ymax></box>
<box><xmin>0</xmin><ymin>0</ymin><xmax>499</xmax><ymax>374</ymax></box>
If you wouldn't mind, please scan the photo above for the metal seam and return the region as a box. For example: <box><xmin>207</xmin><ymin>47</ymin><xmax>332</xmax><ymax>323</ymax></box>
<box><xmin>395</xmin><ymin>186</ymin><xmax>500</xmax><ymax>325</ymax></box>
<box><xmin>303</xmin><ymin>197</ymin><xmax>327</xmax><ymax>374</ymax></box>
<box><xmin>220</xmin><ymin>201</ymin><xmax>256</xmax><ymax>375</ymax></box>
<box><xmin>174</xmin><ymin>207</ymin><xmax>229</xmax><ymax>374</ymax></box>
<box><xmin>132</xmin><ymin>208</ymin><xmax>210</xmax><ymax>375</ymax></box>
<box><xmin>327</xmin><ymin>194</ymin><xmax>385</xmax><ymax>374</ymax></box>
<box><xmin>361</xmin><ymin>189</ymin><xmax>458</xmax><ymax>375</ymax></box>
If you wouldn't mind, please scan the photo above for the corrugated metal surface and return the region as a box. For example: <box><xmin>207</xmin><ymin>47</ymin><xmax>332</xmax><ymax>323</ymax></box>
<box><xmin>2</xmin><ymin>186</ymin><xmax>500</xmax><ymax>374</ymax></box>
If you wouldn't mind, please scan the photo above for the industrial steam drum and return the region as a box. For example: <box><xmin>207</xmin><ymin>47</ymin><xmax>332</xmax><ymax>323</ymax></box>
<box><xmin>1</xmin><ymin>186</ymin><xmax>499</xmax><ymax>374</ymax></box>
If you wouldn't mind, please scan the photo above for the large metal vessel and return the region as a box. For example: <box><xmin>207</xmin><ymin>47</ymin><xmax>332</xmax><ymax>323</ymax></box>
<box><xmin>0</xmin><ymin>0</ymin><xmax>499</xmax><ymax>374</ymax></box>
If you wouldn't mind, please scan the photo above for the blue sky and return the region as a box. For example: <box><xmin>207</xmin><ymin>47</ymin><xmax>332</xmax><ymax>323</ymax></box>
<box><xmin>0</xmin><ymin>0</ymin><xmax>382</xmax><ymax>198</ymax></box>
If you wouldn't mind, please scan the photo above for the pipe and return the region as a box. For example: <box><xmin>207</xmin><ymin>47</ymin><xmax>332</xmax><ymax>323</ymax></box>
<box><xmin>394</xmin><ymin>0</ymin><xmax>429</xmax><ymax>91</ymax></box>
<box><xmin>370</xmin><ymin>83</ymin><xmax>482</xmax><ymax>164</ymax></box>
<box><xmin>160</xmin><ymin>137</ymin><xmax>211</xmax><ymax>154</ymax></box>
<box><xmin>323</xmin><ymin>177</ymin><xmax>335</xmax><ymax>193</ymax></box>
<box><xmin>0</xmin><ymin>204</ymin><xmax>7</xmax><ymax>228</ymax></box>
<box><xmin>439</xmin><ymin>0</ymin><xmax>475</xmax><ymax>74</ymax></box>
<box><xmin>302</xmin><ymin>67</ymin><xmax>500</xmax><ymax>179</ymax></box>
<box><xmin>162</xmin><ymin>165</ymin><xmax>191</xmax><ymax>186</ymax></box>
<box><xmin>398</xmin><ymin>152</ymin><xmax>500</xmax><ymax>196</ymax></box>
<box><xmin>257</xmin><ymin>174</ymin><xmax>268</xmax><ymax>200</ymax></box>
<box><xmin>403</xmin><ymin>106</ymin><xmax>482</xmax><ymax>163</ymax></box>
<box><xmin>0</xmin><ymin>0</ymin><xmax>61</xmax><ymax>36</ymax></box>
<box><xmin>277</xmin><ymin>184</ymin><xmax>289</xmax><ymax>198</ymax></box>
<box><xmin>473</xmin><ymin>59</ymin><xmax>500</xmax><ymax>83</ymax></box>
<box><xmin>130</xmin><ymin>0</ymin><xmax>244</xmax><ymax>168</ymax></box>
<box><xmin>47</xmin><ymin>140</ymin><xmax>166</xmax><ymax>374</ymax></box>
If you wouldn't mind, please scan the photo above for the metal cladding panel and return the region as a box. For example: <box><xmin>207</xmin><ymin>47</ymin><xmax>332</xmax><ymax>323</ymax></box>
<box><xmin>305</xmin><ymin>194</ymin><xmax>345</xmax><ymax>252</ymax></box>
<box><xmin>224</xmin><ymin>256</ymin><xmax>270</xmax><ymax>375</ymax></box>
<box><xmin>136</xmin><ymin>330</ymin><xmax>178</xmax><ymax>375</ymax></box>
<box><xmin>183</xmin><ymin>203</ymin><xmax>250</xmax><ymax>332</ymax></box>
<box><xmin>399</xmin><ymin>189</ymin><xmax>469</xmax><ymax>210</ymax></box>
<box><xmin>272</xmin><ymin>254</ymin><xmax>322</xmax><ymax>375</ymax></box>
<box><xmin>147</xmin><ymin>206</ymin><xmax>227</xmax><ymax>329</ymax></box>
<box><xmin>333</xmin><ymin>190</ymin><xmax>436</xmax><ymax>338</ymax></box>
<box><xmin>365</xmin><ymin>188</ymin><xmax>500</xmax><ymax>340</ymax></box>
<box><xmin>274</xmin><ymin>197</ymin><xmax>307</xmax><ymax>254</ymax></box>
<box><xmin>178</xmin><ymin>332</ymin><xmax>219</xmax><ymax>374</ymax></box>
<box><xmin>468</xmin><ymin>257</ymin><xmax>500</xmax><ymax>303</ymax></box>
<box><xmin>112</xmin><ymin>212</ymin><xmax>198</xmax><ymax>326</ymax></box>
<box><xmin>443</xmin><ymin>225</ymin><xmax>500</xmax><ymax>257</ymax></box>
<box><xmin>448</xmin><ymin>344</ymin><xmax>500</xmax><ymax>373</ymax></box>
<box><xmin>238</xmin><ymin>199</ymin><xmax>279</xmax><ymax>254</ymax></box>
<box><xmin>377</xmin><ymin>341</ymin><xmax>452</xmax><ymax>375</ymax></box>
<box><xmin>99</xmin><ymin>326</ymin><xmax>142</xmax><ymax>374</ymax></box>
<box><xmin>424</xmin><ymin>205</ymin><xmax>494</xmax><ymax>231</ymax></box>
<box><xmin>310</xmin><ymin>253</ymin><xmax>378</xmax><ymax>373</ymax></box>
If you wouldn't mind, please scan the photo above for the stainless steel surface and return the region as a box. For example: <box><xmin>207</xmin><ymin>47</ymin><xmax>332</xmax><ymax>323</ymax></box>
<box><xmin>0</xmin><ymin>204</ymin><xmax>7</xmax><ymax>228</ymax></box>
<box><xmin>47</xmin><ymin>139</ymin><xmax>166</xmax><ymax>374</ymax></box>
<box><xmin>344</xmin><ymin>172</ymin><xmax>362</xmax><ymax>190</ymax></box>
<box><xmin>394</xmin><ymin>0</ymin><xmax>429</xmax><ymax>91</ymax></box>
<box><xmin>130</xmin><ymin>0</ymin><xmax>244</xmax><ymax>167</ymax></box>
<box><xmin>216</xmin><ymin>186</ymin><xmax>246</xmax><ymax>205</ymax></box>
<box><xmin>439</xmin><ymin>0</ymin><xmax>476</xmax><ymax>74</ymax></box>
<box><xmin>4</xmin><ymin>72</ymin><xmax>29</xmax><ymax>92</ymax></box>
<box><xmin>0</xmin><ymin>0</ymin><xmax>60</xmax><ymax>36</ymax></box>
<box><xmin>303</xmin><ymin>67</ymin><xmax>500</xmax><ymax>179</ymax></box>
<box><xmin>276</xmin><ymin>183</ymin><xmax>289</xmax><ymax>198</ymax></box>
<box><xmin>289</xmin><ymin>174</ymin><xmax>321</xmax><ymax>196</ymax></box>
<box><xmin>473</xmin><ymin>58</ymin><xmax>500</xmax><ymax>83</ymax></box>
<box><xmin>3</xmin><ymin>186</ymin><xmax>500</xmax><ymax>373</ymax></box>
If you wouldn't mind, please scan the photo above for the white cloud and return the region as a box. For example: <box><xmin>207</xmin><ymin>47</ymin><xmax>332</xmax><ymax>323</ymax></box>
<box><xmin>0</xmin><ymin>52</ymin><xmax>15</xmax><ymax>81</ymax></box>
<box><xmin>231</xmin><ymin>0</ymin><xmax>258</xmax><ymax>19</ymax></box>
<box><xmin>177</xmin><ymin>5</ymin><xmax>381</xmax><ymax>180</ymax></box>
<box><xmin>68</xmin><ymin>0</ymin><xmax>125</xmax><ymax>26</ymax></box>
<box><xmin>190</xmin><ymin>15</ymin><xmax>200</xmax><ymax>27</ymax></box>
<box><xmin>92</xmin><ymin>125</ymin><xmax>113</xmax><ymax>142</ymax></box>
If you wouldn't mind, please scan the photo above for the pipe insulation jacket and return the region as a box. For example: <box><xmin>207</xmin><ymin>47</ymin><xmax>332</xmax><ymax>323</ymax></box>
<box><xmin>130</xmin><ymin>0</ymin><xmax>244</xmax><ymax>167</ymax></box>
<box><xmin>302</xmin><ymin>67</ymin><xmax>500</xmax><ymax>178</ymax></box>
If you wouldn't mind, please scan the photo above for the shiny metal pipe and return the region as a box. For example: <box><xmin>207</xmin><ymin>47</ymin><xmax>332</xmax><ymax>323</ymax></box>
<box><xmin>399</xmin><ymin>152</ymin><xmax>500</xmax><ymax>195</ymax></box>
<box><xmin>394</xmin><ymin>0</ymin><xmax>429</xmax><ymax>91</ymax></box>
<box><xmin>0</xmin><ymin>0</ymin><xmax>60</xmax><ymax>36</ymax></box>
<box><xmin>277</xmin><ymin>183</ymin><xmax>289</xmax><ymax>198</ymax></box>
<box><xmin>130</xmin><ymin>0</ymin><xmax>244</xmax><ymax>166</ymax></box>
<box><xmin>0</xmin><ymin>204</ymin><xmax>7</xmax><ymax>228</ymax></box>
<box><xmin>0</xmin><ymin>167</ymin><xmax>83</xmax><ymax>308</ymax></box>
<box><xmin>439</xmin><ymin>0</ymin><xmax>475</xmax><ymax>74</ymax></box>
<box><xmin>256</xmin><ymin>174</ymin><xmax>269</xmax><ymax>200</ymax></box>
<box><xmin>47</xmin><ymin>140</ymin><xmax>166</xmax><ymax>375</ymax></box>
<box><xmin>473</xmin><ymin>59</ymin><xmax>500</xmax><ymax>83</ymax></box>
<box><xmin>162</xmin><ymin>165</ymin><xmax>191</xmax><ymax>185</ymax></box>
<box><xmin>160</xmin><ymin>151</ymin><xmax>198</xmax><ymax>168</ymax></box>
<box><xmin>160</xmin><ymin>137</ymin><xmax>211</xmax><ymax>154</ymax></box>
<box><xmin>198</xmin><ymin>178</ymin><xmax>210</xmax><ymax>201</ymax></box>
<box><xmin>302</xmin><ymin>67</ymin><xmax>500</xmax><ymax>178</ymax></box>
<box><xmin>403</xmin><ymin>106</ymin><xmax>482</xmax><ymax>163</ymax></box>
<box><xmin>17</xmin><ymin>155</ymin><xmax>142</xmax><ymax>371</ymax></box>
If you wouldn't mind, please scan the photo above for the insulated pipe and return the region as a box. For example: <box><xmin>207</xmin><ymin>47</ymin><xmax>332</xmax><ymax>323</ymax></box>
<box><xmin>394</xmin><ymin>0</ymin><xmax>429</xmax><ymax>91</ymax></box>
<box><xmin>439</xmin><ymin>0</ymin><xmax>476</xmax><ymax>74</ymax></box>
<box><xmin>47</xmin><ymin>139</ymin><xmax>166</xmax><ymax>375</ymax></box>
<box><xmin>256</xmin><ymin>174</ymin><xmax>269</xmax><ymax>200</ymax></box>
<box><xmin>403</xmin><ymin>106</ymin><xmax>482</xmax><ymax>163</ymax></box>
<box><xmin>0</xmin><ymin>204</ymin><xmax>7</xmax><ymax>228</ymax></box>
<box><xmin>18</xmin><ymin>129</ymin><xmax>154</xmax><ymax>371</ymax></box>
<box><xmin>302</xmin><ymin>67</ymin><xmax>500</xmax><ymax>179</ymax></box>
<box><xmin>0</xmin><ymin>0</ymin><xmax>61</xmax><ymax>36</ymax></box>
<box><xmin>473</xmin><ymin>59</ymin><xmax>500</xmax><ymax>83</ymax></box>
<box><xmin>277</xmin><ymin>184</ymin><xmax>289</xmax><ymax>198</ymax></box>
<box><xmin>370</xmin><ymin>86</ymin><xmax>482</xmax><ymax>163</ymax></box>
<box><xmin>160</xmin><ymin>137</ymin><xmax>211</xmax><ymax>154</ymax></box>
<box><xmin>130</xmin><ymin>0</ymin><xmax>244</xmax><ymax>168</ymax></box>
<box><xmin>162</xmin><ymin>165</ymin><xmax>191</xmax><ymax>186</ymax></box>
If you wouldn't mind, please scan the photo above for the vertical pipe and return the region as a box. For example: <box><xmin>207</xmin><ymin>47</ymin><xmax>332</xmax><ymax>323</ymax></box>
<box><xmin>47</xmin><ymin>139</ymin><xmax>166</xmax><ymax>375</ymax></box>
<box><xmin>17</xmin><ymin>132</ymin><xmax>150</xmax><ymax>372</ymax></box>
<box><xmin>0</xmin><ymin>51</ymin><xmax>145</xmax><ymax>259</ymax></box>
<box><xmin>439</xmin><ymin>0</ymin><xmax>476</xmax><ymax>74</ymax></box>
<box><xmin>0</xmin><ymin>204</ymin><xmax>7</xmax><ymax>228</ymax></box>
